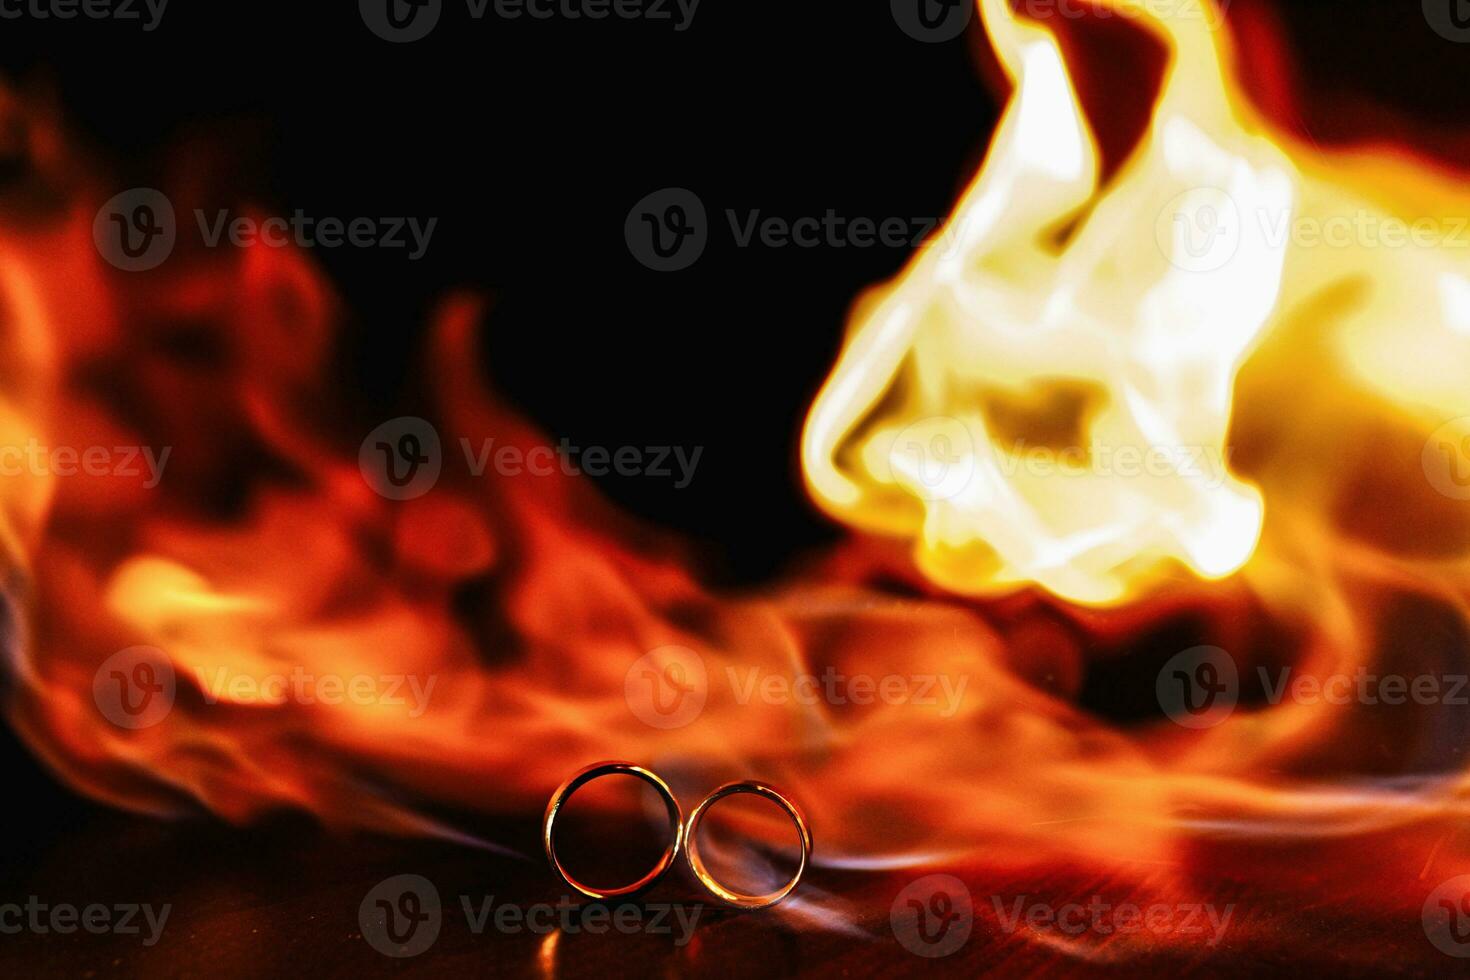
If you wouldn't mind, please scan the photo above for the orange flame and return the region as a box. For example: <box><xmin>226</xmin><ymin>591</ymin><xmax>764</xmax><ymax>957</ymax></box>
<box><xmin>4</xmin><ymin>0</ymin><xmax>1470</xmax><ymax>957</ymax></box>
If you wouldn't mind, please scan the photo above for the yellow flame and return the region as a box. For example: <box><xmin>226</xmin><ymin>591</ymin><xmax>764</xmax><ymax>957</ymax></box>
<box><xmin>802</xmin><ymin>0</ymin><xmax>1316</xmax><ymax>605</ymax></box>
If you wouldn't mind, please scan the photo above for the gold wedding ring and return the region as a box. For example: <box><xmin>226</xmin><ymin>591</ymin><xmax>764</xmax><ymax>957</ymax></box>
<box><xmin>683</xmin><ymin>780</ymin><xmax>812</xmax><ymax>910</ymax></box>
<box><xmin>543</xmin><ymin>761</ymin><xmax>684</xmax><ymax>900</ymax></box>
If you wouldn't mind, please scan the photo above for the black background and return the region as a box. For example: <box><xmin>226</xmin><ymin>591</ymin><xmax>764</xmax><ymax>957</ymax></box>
<box><xmin>1</xmin><ymin>0</ymin><xmax>1468</xmax><ymax>868</ymax></box>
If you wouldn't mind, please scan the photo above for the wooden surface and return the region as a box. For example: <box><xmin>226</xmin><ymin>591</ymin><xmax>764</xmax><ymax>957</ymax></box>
<box><xmin>0</xmin><ymin>804</ymin><xmax>1457</xmax><ymax>979</ymax></box>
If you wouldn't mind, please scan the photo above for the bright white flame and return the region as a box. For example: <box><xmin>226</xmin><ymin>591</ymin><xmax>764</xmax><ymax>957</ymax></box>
<box><xmin>803</xmin><ymin>0</ymin><xmax>1298</xmax><ymax>604</ymax></box>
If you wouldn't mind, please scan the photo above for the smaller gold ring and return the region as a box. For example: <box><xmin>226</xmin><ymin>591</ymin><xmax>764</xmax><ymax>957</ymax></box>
<box><xmin>544</xmin><ymin>761</ymin><xmax>684</xmax><ymax>901</ymax></box>
<box><xmin>684</xmin><ymin>781</ymin><xmax>812</xmax><ymax>910</ymax></box>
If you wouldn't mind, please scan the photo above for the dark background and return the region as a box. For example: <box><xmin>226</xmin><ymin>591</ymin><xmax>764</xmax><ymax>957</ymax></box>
<box><xmin>0</xmin><ymin>1</ymin><xmax>1468</xmax><ymax>970</ymax></box>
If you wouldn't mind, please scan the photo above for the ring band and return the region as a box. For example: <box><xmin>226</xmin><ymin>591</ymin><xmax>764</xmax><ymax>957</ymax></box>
<box><xmin>684</xmin><ymin>781</ymin><xmax>812</xmax><ymax>910</ymax></box>
<box><xmin>544</xmin><ymin>761</ymin><xmax>684</xmax><ymax>900</ymax></box>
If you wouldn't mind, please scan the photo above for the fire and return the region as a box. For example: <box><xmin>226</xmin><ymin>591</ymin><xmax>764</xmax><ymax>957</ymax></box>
<box><xmin>806</xmin><ymin>0</ymin><xmax>1470</xmax><ymax>613</ymax></box>
<box><xmin>807</xmin><ymin>0</ymin><xmax>1280</xmax><ymax>605</ymax></box>
<box><xmin>4</xmin><ymin>0</ymin><xmax>1470</xmax><ymax>961</ymax></box>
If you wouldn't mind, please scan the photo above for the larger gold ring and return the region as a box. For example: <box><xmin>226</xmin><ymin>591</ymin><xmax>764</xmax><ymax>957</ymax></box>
<box><xmin>543</xmin><ymin>761</ymin><xmax>684</xmax><ymax>901</ymax></box>
<box><xmin>684</xmin><ymin>781</ymin><xmax>812</xmax><ymax>910</ymax></box>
